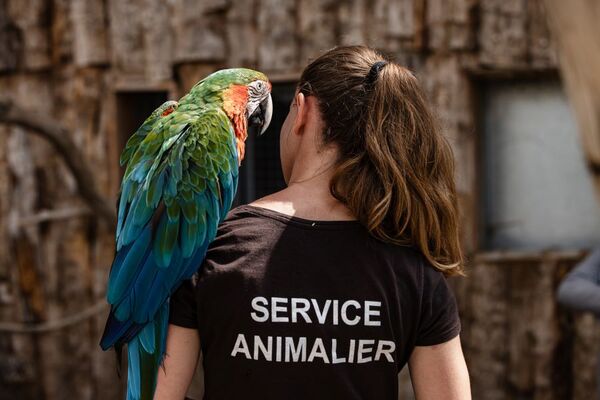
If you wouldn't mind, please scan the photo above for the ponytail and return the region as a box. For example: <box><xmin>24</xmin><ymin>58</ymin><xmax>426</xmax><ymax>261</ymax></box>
<box><xmin>299</xmin><ymin>46</ymin><xmax>464</xmax><ymax>276</ymax></box>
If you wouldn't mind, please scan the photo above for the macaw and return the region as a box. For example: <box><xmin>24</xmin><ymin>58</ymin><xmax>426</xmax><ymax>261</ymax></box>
<box><xmin>99</xmin><ymin>68</ymin><xmax>272</xmax><ymax>400</ymax></box>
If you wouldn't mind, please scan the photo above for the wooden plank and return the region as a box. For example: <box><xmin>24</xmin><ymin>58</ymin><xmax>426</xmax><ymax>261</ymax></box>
<box><xmin>507</xmin><ymin>258</ymin><xmax>561</xmax><ymax>399</ymax></box>
<box><xmin>142</xmin><ymin>0</ymin><xmax>174</xmax><ymax>82</ymax></box>
<box><xmin>572</xmin><ymin>313</ymin><xmax>600</xmax><ymax>400</ymax></box>
<box><xmin>171</xmin><ymin>0</ymin><xmax>227</xmax><ymax>64</ymax></box>
<box><xmin>478</xmin><ymin>0</ymin><xmax>528</xmax><ymax>68</ymax></box>
<box><xmin>6</xmin><ymin>0</ymin><xmax>51</xmax><ymax>70</ymax></box>
<box><xmin>426</xmin><ymin>0</ymin><xmax>447</xmax><ymax>50</ymax></box>
<box><xmin>365</xmin><ymin>0</ymin><xmax>387</xmax><ymax>49</ymax></box>
<box><xmin>476</xmin><ymin>250</ymin><xmax>585</xmax><ymax>264</ymax></box>
<box><xmin>379</xmin><ymin>0</ymin><xmax>426</xmax><ymax>52</ymax></box>
<box><xmin>463</xmin><ymin>255</ymin><xmax>599</xmax><ymax>399</ymax></box>
<box><xmin>0</xmin><ymin>1</ymin><xmax>19</xmax><ymax>72</ymax></box>
<box><xmin>70</xmin><ymin>0</ymin><xmax>108</xmax><ymax>67</ymax></box>
<box><xmin>463</xmin><ymin>260</ymin><xmax>509</xmax><ymax>400</ymax></box>
<box><xmin>426</xmin><ymin>0</ymin><xmax>477</xmax><ymax>51</ymax></box>
<box><xmin>298</xmin><ymin>0</ymin><xmax>337</xmax><ymax>62</ymax></box>
<box><xmin>50</xmin><ymin>0</ymin><xmax>73</xmax><ymax>66</ymax></box>
<box><xmin>226</xmin><ymin>0</ymin><xmax>257</xmax><ymax>68</ymax></box>
<box><xmin>257</xmin><ymin>0</ymin><xmax>298</xmax><ymax>72</ymax></box>
<box><xmin>420</xmin><ymin>55</ymin><xmax>478</xmax><ymax>253</ymax></box>
<box><xmin>0</xmin><ymin>120</ymin><xmax>37</xmax><ymax>398</ymax></box>
<box><xmin>527</xmin><ymin>0</ymin><xmax>557</xmax><ymax>69</ymax></box>
<box><xmin>106</xmin><ymin>0</ymin><xmax>146</xmax><ymax>76</ymax></box>
<box><xmin>337</xmin><ymin>0</ymin><xmax>366</xmax><ymax>45</ymax></box>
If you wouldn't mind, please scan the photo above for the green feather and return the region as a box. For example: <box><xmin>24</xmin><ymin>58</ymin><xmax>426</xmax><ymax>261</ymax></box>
<box><xmin>166</xmin><ymin>201</ymin><xmax>180</xmax><ymax>221</ymax></box>
<box><xmin>181</xmin><ymin>200</ymin><xmax>197</xmax><ymax>222</ymax></box>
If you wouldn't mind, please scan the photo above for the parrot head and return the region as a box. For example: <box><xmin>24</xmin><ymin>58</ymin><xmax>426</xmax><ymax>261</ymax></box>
<box><xmin>188</xmin><ymin>68</ymin><xmax>273</xmax><ymax>162</ymax></box>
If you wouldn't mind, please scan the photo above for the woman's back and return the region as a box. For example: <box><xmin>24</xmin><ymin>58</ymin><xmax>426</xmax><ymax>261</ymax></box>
<box><xmin>170</xmin><ymin>204</ymin><xmax>460</xmax><ymax>400</ymax></box>
<box><xmin>156</xmin><ymin>45</ymin><xmax>470</xmax><ymax>400</ymax></box>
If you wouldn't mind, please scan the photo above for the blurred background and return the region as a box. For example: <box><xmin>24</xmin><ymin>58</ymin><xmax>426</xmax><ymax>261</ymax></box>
<box><xmin>0</xmin><ymin>0</ymin><xmax>599</xmax><ymax>399</ymax></box>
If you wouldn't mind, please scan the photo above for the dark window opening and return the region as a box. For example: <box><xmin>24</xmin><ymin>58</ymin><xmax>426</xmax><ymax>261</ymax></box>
<box><xmin>236</xmin><ymin>82</ymin><xmax>296</xmax><ymax>205</ymax></box>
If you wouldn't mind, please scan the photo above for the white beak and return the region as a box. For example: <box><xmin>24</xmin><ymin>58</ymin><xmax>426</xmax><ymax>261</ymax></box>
<box><xmin>260</xmin><ymin>94</ymin><xmax>273</xmax><ymax>135</ymax></box>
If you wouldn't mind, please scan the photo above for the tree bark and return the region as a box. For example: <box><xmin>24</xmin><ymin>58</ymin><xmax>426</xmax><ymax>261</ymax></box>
<box><xmin>0</xmin><ymin>98</ymin><xmax>116</xmax><ymax>228</ymax></box>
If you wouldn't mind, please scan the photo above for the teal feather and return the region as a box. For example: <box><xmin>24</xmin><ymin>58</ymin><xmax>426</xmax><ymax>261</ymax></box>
<box><xmin>143</xmin><ymin>137</ymin><xmax>162</xmax><ymax>157</ymax></box>
<box><xmin>131</xmin><ymin>256</ymin><xmax>159</xmax><ymax>318</ymax></box>
<box><xmin>107</xmin><ymin>226</ymin><xmax>151</xmax><ymax>304</ymax></box>
<box><xmin>181</xmin><ymin>217</ymin><xmax>198</xmax><ymax>258</ymax></box>
<box><xmin>119</xmin><ymin>193</ymin><xmax>152</xmax><ymax>249</ymax></box>
<box><xmin>117</xmin><ymin>180</ymin><xmax>135</xmax><ymax>240</ymax></box>
<box><xmin>166</xmin><ymin>201</ymin><xmax>180</xmax><ymax>222</ymax></box>
<box><xmin>127</xmin><ymin>338</ymin><xmax>141</xmax><ymax>400</ymax></box>
<box><xmin>181</xmin><ymin>199</ymin><xmax>197</xmax><ymax>223</ymax></box>
<box><xmin>219</xmin><ymin>171</ymin><xmax>234</xmax><ymax>219</ymax></box>
<box><xmin>131</xmin><ymin>159</ymin><xmax>152</xmax><ymax>182</ymax></box>
<box><xmin>114</xmin><ymin>295</ymin><xmax>132</xmax><ymax>321</ymax></box>
<box><xmin>146</xmin><ymin>170</ymin><xmax>165</xmax><ymax>208</ymax></box>
<box><xmin>133</xmin><ymin>196</ymin><xmax>153</xmax><ymax>227</ymax></box>
<box><xmin>181</xmin><ymin>189</ymin><xmax>193</xmax><ymax>202</ymax></box>
<box><xmin>165</xmin><ymin>172</ymin><xmax>178</xmax><ymax>197</ymax></box>
<box><xmin>153</xmin><ymin>212</ymin><xmax>179</xmax><ymax>268</ymax></box>
<box><xmin>137</xmin><ymin>247</ymin><xmax>183</xmax><ymax>322</ymax></box>
<box><xmin>139</xmin><ymin>321</ymin><xmax>156</xmax><ymax>354</ymax></box>
<box><xmin>206</xmin><ymin>181</ymin><xmax>221</xmax><ymax>222</ymax></box>
<box><xmin>170</xmin><ymin>144</ymin><xmax>184</xmax><ymax>181</ymax></box>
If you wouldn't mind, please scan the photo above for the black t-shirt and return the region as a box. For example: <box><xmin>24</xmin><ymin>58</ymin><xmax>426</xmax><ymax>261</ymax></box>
<box><xmin>169</xmin><ymin>204</ymin><xmax>461</xmax><ymax>400</ymax></box>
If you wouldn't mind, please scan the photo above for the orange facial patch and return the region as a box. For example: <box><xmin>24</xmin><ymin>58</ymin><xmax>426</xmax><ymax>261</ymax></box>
<box><xmin>222</xmin><ymin>84</ymin><xmax>249</xmax><ymax>164</ymax></box>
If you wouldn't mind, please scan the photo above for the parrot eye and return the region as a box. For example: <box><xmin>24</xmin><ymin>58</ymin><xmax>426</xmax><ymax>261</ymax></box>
<box><xmin>249</xmin><ymin>80</ymin><xmax>268</xmax><ymax>98</ymax></box>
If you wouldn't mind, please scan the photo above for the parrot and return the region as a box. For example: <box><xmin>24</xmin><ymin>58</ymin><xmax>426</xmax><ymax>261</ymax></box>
<box><xmin>99</xmin><ymin>68</ymin><xmax>272</xmax><ymax>400</ymax></box>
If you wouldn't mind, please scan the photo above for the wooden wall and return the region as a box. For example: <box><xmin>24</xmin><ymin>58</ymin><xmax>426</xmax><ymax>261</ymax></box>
<box><xmin>455</xmin><ymin>252</ymin><xmax>600</xmax><ymax>400</ymax></box>
<box><xmin>0</xmin><ymin>0</ymin><xmax>597</xmax><ymax>399</ymax></box>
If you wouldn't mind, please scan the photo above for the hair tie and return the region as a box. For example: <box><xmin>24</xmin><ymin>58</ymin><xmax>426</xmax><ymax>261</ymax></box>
<box><xmin>365</xmin><ymin>61</ymin><xmax>388</xmax><ymax>85</ymax></box>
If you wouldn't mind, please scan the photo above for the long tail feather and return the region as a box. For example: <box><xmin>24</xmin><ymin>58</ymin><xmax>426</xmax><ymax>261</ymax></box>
<box><xmin>126</xmin><ymin>302</ymin><xmax>169</xmax><ymax>400</ymax></box>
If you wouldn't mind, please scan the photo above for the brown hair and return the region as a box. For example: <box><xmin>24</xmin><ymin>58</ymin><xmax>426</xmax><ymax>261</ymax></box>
<box><xmin>298</xmin><ymin>46</ymin><xmax>464</xmax><ymax>276</ymax></box>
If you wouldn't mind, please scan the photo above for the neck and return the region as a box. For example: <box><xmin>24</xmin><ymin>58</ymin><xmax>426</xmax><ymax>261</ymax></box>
<box><xmin>252</xmin><ymin>146</ymin><xmax>355</xmax><ymax>221</ymax></box>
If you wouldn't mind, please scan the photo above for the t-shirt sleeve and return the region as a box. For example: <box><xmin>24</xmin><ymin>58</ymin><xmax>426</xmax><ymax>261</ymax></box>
<box><xmin>168</xmin><ymin>278</ymin><xmax>198</xmax><ymax>329</ymax></box>
<box><xmin>415</xmin><ymin>264</ymin><xmax>462</xmax><ymax>346</ymax></box>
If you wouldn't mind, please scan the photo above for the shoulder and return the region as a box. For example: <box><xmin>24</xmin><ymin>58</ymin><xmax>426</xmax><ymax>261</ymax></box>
<box><xmin>370</xmin><ymin>240</ymin><xmax>428</xmax><ymax>274</ymax></box>
<box><xmin>190</xmin><ymin>205</ymin><xmax>282</xmax><ymax>296</ymax></box>
<box><xmin>212</xmin><ymin>204</ymin><xmax>280</xmax><ymax>239</ymax></box>
<box><xmin>198</xmin><ymin>204</ymin><xmax>280</xmax><ymax>270</ymax></box>
<box><xmin>370</xmin><ymin>240</ymin><xmax>451</xmax><ymax>294</ymax></box>
<box><xmin>403</xmin><ymin>247</ymin><xmax>452</xmax><ymax>296</ymax></box>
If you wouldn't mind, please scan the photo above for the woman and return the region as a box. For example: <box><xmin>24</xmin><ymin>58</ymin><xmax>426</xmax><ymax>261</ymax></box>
<box><xmin>155</xmin><ymin>45</ymin><xmax>471</xmax><ymax>400</ymax></box>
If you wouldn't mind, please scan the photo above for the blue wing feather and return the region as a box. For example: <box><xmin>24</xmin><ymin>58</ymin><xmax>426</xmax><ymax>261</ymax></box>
<box><xmin>139</xmin><ymin>318</ymin><xmax>156</xmax><ymax>354</ymax></box>
<box><xmin>127</xmin><ymin>339</ymin><xmax>141</xmax><ymax>399</ymax></box>
<box><xmin>107</xmin><ymin>226</ymin><xmax>152</xmax><ymax>304</ymax></box>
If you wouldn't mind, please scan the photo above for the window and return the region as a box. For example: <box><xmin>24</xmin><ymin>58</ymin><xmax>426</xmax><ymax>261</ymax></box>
<box><xmin>116</xmin><ymin>90</ymin><xmax>169</xmax><ymax>160</ymax></box>
<box><xmin>481</xmin><ymin>80</ymin><xmax>600</xmax><ymax>250</ymax></box>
